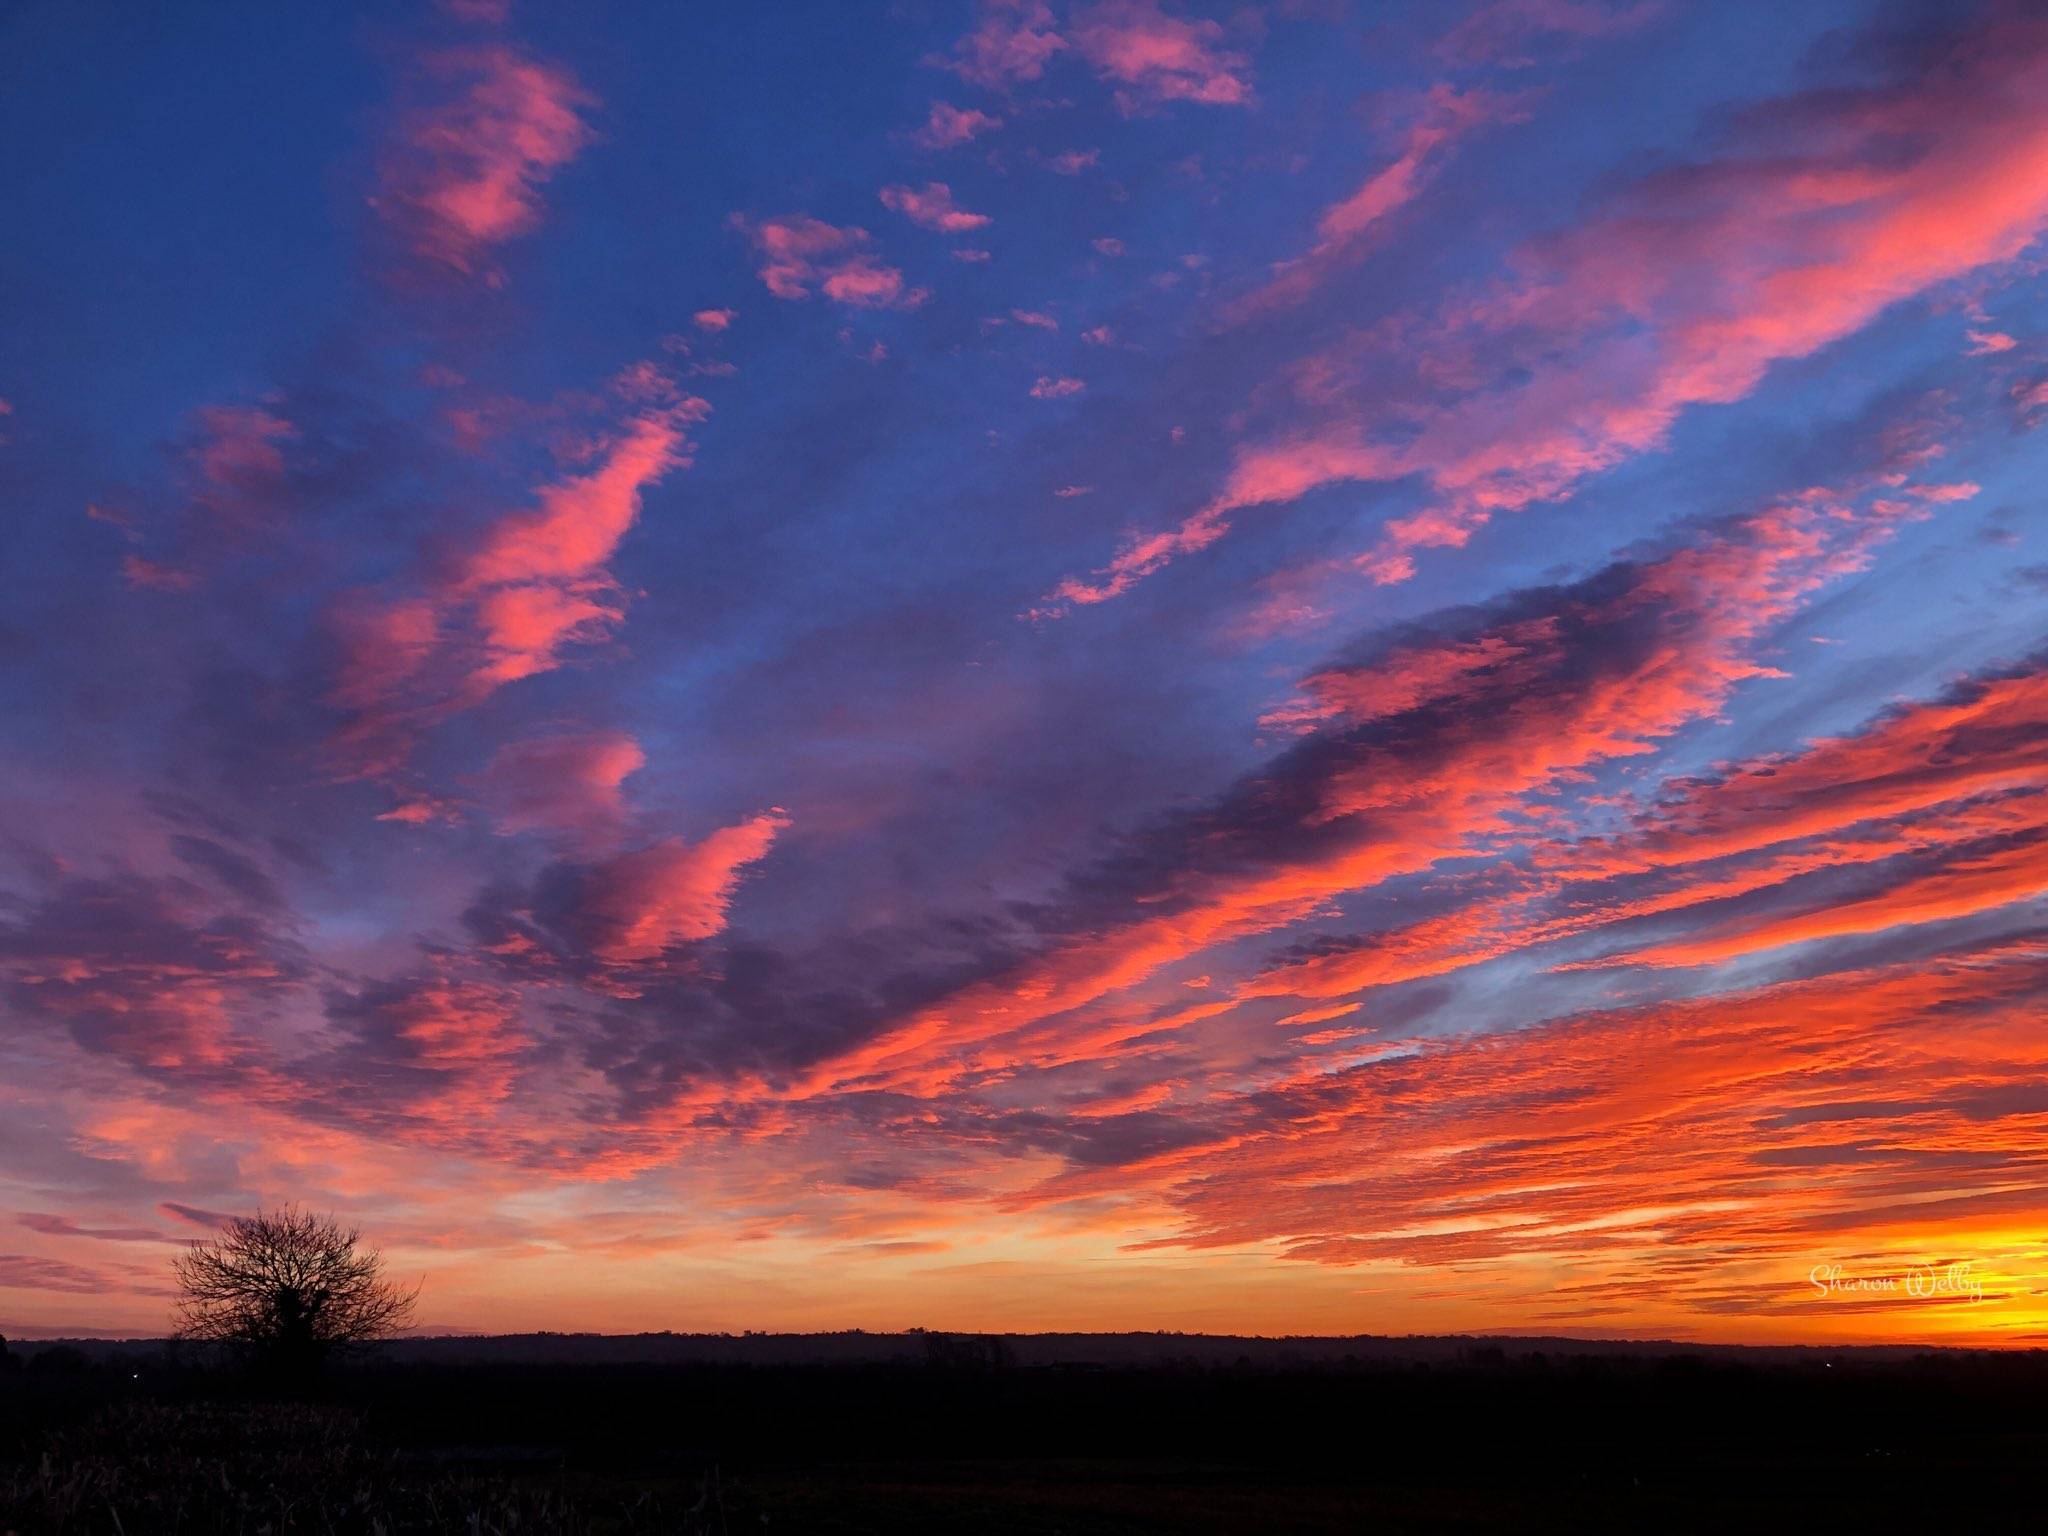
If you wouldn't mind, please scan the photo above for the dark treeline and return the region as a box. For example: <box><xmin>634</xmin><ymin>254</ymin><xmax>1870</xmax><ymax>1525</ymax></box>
<box><xmin>6</xmin><ymin>1333</ymin><xmax>2048</xmax><ymax>1530</ymax></box>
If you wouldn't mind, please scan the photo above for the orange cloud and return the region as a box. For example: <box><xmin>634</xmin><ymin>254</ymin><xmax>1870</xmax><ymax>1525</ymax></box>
<box><xmin>1593</xmin><ymin>827</ymin><xmax>2048</xmax><ymax>969</ymax></box>
<box><xmin>337</xmin><ymin>975</ymin><xmax>527</xmax><ymax>1136</ymax></box>
<box><xmin>0</xmin><ymin>875</ymin><xmax>301</xmax><ymax>1076</ymax></box>
<box><xmin>1133</xmin><ymin>937</ymin><xmax>2048</xmax><ymax>1339</ymax></box>
<box><xmin>1249</xmin><ymin>654</ymin><xmax>2048</xmax><ymax>1003</ymax></box>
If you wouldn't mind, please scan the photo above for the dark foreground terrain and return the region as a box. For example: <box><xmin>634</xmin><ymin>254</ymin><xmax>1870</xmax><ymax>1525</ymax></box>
<box><xmin>4</xmin><ymin>1332</ymin><xmax>2046</xmax><ymax>1532</ymax></box>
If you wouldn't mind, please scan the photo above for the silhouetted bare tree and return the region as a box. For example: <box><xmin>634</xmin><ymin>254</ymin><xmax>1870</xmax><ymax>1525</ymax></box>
<box><xmin>173</xmin><ymin>1206</ymin><xmax>418</xmax><ymax>1375</ymax></box>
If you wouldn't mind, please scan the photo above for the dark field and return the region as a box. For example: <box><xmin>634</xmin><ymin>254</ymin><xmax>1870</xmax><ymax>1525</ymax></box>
<box><xmin>5</xmin><ymin>1333</ymin><xmax>2046</xmax><ymax>1532</ymax></box>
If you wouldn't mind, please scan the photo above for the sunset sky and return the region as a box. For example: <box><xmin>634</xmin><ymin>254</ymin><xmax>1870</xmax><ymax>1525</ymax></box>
<box><xmin>3</xmin><ymin>0</ymin><xmax>2046</xmax><ymax>1346</ymax></box>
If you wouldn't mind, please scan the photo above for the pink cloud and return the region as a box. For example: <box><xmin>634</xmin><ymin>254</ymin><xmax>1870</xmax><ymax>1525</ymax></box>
<box><xmin>1048</xmin><ymin>8</ymin><xmax>2048</xmax><ymax>608</ymax></box>
<box><xmin>187</xmin><ymin>404</ymin><xmax>296</xmax><ymax>531</ymax></box>
<box><xmin>1043</xmin><ymin>148</ymin><xmax>1100</xmax><ymax>175</ymax></box>
<box><xmin>325</xmin><ymin>371</ymin><xmax>707</xmax><ymax>780</ymax></box>
<box><xmin>0</xmin><ymin>1256</ymin><xmax>126</xmax><ymax>1295</ymax></box>
<box><xmin>375</xmin><ymin>794</ymin><xmax>461</xmax><ymax>826</ymax></box>
<box><xmin>481</xmin><ymin>730</ymin><xmax>646</xmax><ymax>845</ymax></box>
<box><xmin>456</xmin><ymin>398</ymin><xmax>705</xmax><ymax>692</ymax></box>
<box><xmin>378</xmin><ymin>978</ymin><xmax>524</xmax><ymax>1097</ymax></box>
<box><xmin>693</xmin><ymin>307</ymin><xmax>736</xmax><ymax>332</ymax></box>
<box><xmin>1</xmin><ymin>873</ymin><xmax>301</xmax><ymax>1076</ymax></box>
<box><xmin>825</xmin><ymin>266</ymin><xmax>920</xmax><ymax>308</ymax></box>
<box><xmin>1437</xmin><ymin>0</ymin><xmax>1663</xmax><ymax>69</ymax></box>
<box><xmin>458</xmin><ymin>404</ymin><xmax>700</xmax><ymax>590</ymax></box>
<box><xmin>913</xmin><ymin>101</ymin><xmax>1003</xmax><ymax>150</ymax></box>
<box><xmin>1968</xmin><ymin>328</ymin><xmax>2018</xmax><ymax>354</ymax></box>
<box><xmin>1092</xmin><ymin>236</ymin><xmax>1126</xmax><ymax>256</ymax></box>
<box><xmin>1045</xmin><ymin>437</ymin><xmax>1391</xmax><ymax>607</ymax></box>
<box><xmin>101</xmin><ymin>403</ymin><xmax>296</xmax><ymax>586</ymax></box>
<box><xmin>879</xmin><ymin>181</ymin><xmax>992</xmax><ymax>233</ymax></box>
<box><xmin>1232</xmin><ymin>86</ymin><xmax>1528</xmax><ymax>319</ymax></box>
<box><xmin>468</xmin><ymin>583</ymin><xmax>619</xmax><ymax>689</ymax></box>
<box><xmin>1231</xmin><ymin>492</ymin><xmax>2015</xmax><ymax>1003</ymax></box>
<box><xmin>190</xmin><ymin>405</ymin><xmax>293</xmax><ymax>488</ymax></box>
<box><xmin>347</xmin><ymin>976</ymin><xmax>528</xmax><ymax>1133</ymax></box>
<box><xmin>943</xmin><ymin>0</ymin><xmax>1066</xmax><ymax>88</ymax></box>
<box><xmin>376</xmin><ymin>45</ymin><xmax>593</xmax><ymax>281</ymax></box>
<box><xmin>731</xmin><ymin>214</ymin><xmax>927</xmax><ymax>308</ymax></box>
<box><xmin>120</xmin><ymin>556</ymin><xmax>199</xmax><ymax>593</ymax></box>
<box><xmin>1071</xmin><ymin>0</ymin><xmax>1253</xmax><ymax>112</ymax></box>
<box><xmin>327</xmin><ymin>594</ymin><xmax>441</xmax><ymax>717</ymax></box>
<box><xmin>797</xmin><ymin>487</ymin><xmax>1891</xmax><ymax>1101</ymax></box>
<box><xmin>1011</xmin><ymin>308</ymin><xmax>1059</xmax><ymax>329</ymax></box>
<box><xmin>1030</xmin><ymin>376</ymin><xmax>1087</xmax><ymax>399</ymax></box>
<box><xmin>575</xmin><ymin>812</ymin><xmax>790</xmax><ymax>962</ymax></box>
<box><xmin>160</xmin><ymin>1203</ymin><xmax>235</xmax><ymax>1230</ymax></box>
<box><xmin>18</xmin><ymin>1213</ymin><xmax>166</xmax><ymax>1244</ymax></box>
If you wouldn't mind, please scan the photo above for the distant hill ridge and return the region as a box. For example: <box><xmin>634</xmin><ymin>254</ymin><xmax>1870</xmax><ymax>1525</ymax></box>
<box><xmin>3</xmin><ymin>1328</ymin><xmax>2003</xmax><ymax>1365</ymax></box>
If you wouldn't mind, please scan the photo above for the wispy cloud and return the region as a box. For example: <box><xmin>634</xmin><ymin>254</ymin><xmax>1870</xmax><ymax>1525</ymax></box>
<box><xmin>941</xmin><ymin>0</ymin><xmax>1066</xmax><ymax>89</ymax></box>
<box><xmin>731</xmin><ymin>214</ymin><xmax>928</xmax><ymax>308</ymax></box>
<box><xmin>880</xmin><ymin>181</ymin><xmax>993</xmax><ymax>233</ymax></box>
<box><xmin>326</xmin><ymin>368</ymin><xmax>707</xmax><ymax>782</ymax></box>
<box><xmin>374</xmin><ymin>44</ymin><xmax>593</xmax><ymax>282</ymax></box>
<box><xmin>1072</xmin><ymin>0</ymin><xmax>1254</xmax><ymax>112</ymax></box>
<box><xmin>1437</xmin><ymin>0</ymin><xmax>1663</xmax><ymax>70</ymax></box>
<box><xmin>912</xmin><ymin>101</ymin><xmax>1003</xmax><ymax>150</ymax></box>
<box><xmin>1046</xmin><ymin>7</ymin><xmax>2048</xmax><ymax>607</ymax></box>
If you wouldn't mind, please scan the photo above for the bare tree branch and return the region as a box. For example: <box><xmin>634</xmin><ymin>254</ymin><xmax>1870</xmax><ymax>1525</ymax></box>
<box><xmin>172</xmin><ymin>1205</ymin><xmax>418</xmax><ymax>1371</ymax></box>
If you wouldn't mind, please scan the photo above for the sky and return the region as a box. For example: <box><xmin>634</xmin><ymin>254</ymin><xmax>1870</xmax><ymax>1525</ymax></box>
<box><xmin>1</xmin><ymin>0</ymin><xmax>2045</xmax><ymax>1346</ymax></box>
